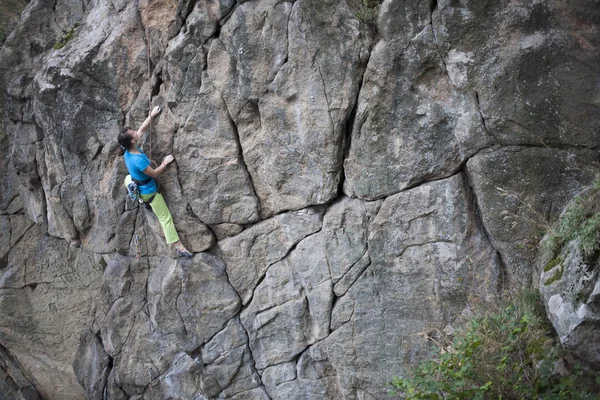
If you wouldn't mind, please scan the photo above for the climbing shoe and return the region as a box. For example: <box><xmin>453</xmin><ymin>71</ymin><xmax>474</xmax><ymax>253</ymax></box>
<box><xmin>177</xmin><ymin>249</ymin><xmax>193</xmax><ymax>258</ymax></box>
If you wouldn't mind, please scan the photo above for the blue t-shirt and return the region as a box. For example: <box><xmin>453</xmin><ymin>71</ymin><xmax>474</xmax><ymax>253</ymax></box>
<box><xmin>124</xmin><ymin>147</ymin><xmax>157</xmax><ymax>194</ymax></box>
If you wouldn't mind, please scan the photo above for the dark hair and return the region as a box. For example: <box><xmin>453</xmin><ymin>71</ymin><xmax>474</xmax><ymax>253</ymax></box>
<box><xmin>117</xmin><ymin>127</ymin><xmax>134</xmax><ymax>156</ymax></box>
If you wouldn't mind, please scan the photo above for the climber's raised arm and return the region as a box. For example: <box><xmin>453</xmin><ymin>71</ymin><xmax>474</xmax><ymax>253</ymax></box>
<box><xmin>142</xmin><ymin>154</ymin><xmax>174</xmax><ymax>179</ymax></box>
<box><xmin>133</xmin><ymin>106</ymin><xmax>162</xmax><ymax>140</ymax></box>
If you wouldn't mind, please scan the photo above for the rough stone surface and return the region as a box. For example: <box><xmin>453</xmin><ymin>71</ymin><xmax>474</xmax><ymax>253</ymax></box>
<box><xmin>466</xmin><ymin>147</ymin><xmax>599</xmax><ymax>284</ymax></box>
<box><xmin>0</xmin><ymin>343</ymin><xmax>42</xmax><ymax>400</ymax></box>
<box><xmin>0</xmin><ymin>0</ymin><xmax>598</xmax><ymax>398</ymax></box>
<box><xmin>538</xmin><ymin>226</ymin><xmax>600</xmax><ymax>369</ymax></box>
<box><xmin>220</xmin><ymin>207</ymin><xmax>324</xmax><ymax>305</ymax></box>
<box><xmin>0</xmin><ymin>227</ymin><xmax>103</xmax><ymax>400</ymax></box>
<box><xmin>344</xmin><ymin>0</ymin><xmax>490</xmax><ymax>200</ymax></box>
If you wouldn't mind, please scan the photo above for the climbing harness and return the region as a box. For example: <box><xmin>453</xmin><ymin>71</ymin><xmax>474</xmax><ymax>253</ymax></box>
<box><xmin>125</xmin><ymin>175</ymin><xmax>141</xmax><ymax>203</ymax></box>
<box><xmin>124</xmin><ymin>175</ymin><xmax>158</xmax><ymax>208</ymax></box>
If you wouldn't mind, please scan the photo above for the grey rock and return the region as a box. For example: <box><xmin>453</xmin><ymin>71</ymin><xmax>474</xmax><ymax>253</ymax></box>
<box><xmin>0</xmin><ymin>213</ymin><xmax>34</xmax><ymax>264</ymax></box>
<box><xmin>209</xmin><ymin>0</ymin><xmax>371</xmax><ymax>216</ymax></box>
<box><xmin>0</xmin><ymin>230</ymin><xmax>103</xmax><ymax>400</ymax></box>
<box><xmin>262</xmin><ymin>346</ymin><xmax>344</xmax><ymax>399</ymax></box>
<box><xmin>318</xmin><ymin>174</ymin><xmax>500</xmax><ymax>398</ymax></box>
<box><xmin>73</xmin><ymin>330</ymin><xmax>110</xmax><ymax>400</ymax></box>
<box><xmin>240</xmin><ymin>231</ymin><xmax>334</xmax><ymax>370</ymax></box>
<box><xmin>147</xmin><ymin>253</ymin><xmax>241</xmax><ymax>353</ymax></box>
<box><xmin>322</xmin><ymin>197</ymin><xmax>381</xmax><ymax>297</ymax></box>
<box><xmin>0</xmin><ymin>0</ymin><xmax>598</xmax><ymax>398</ymax></box>
<box><xmin>143</xmin><ymin>353</ymin><xmax>203</xmax><ymax>400</ymax></box>
<box><xmin>220</xmin><ymin>207</ymin><xmax>324</xmax><ymax>305</ymax></box>
<box><xmin>210</xmin><ymin>223</ymin><xmax>244</xmax><ymax>240</ymax></box>
<box><xmin>98</xmin><ymin>256</ymin><xmax>149</xmax><ymax>357</ymax></box>
<box><xmin>432</xmin><ymin>0</ymin><xmax>600</xmax><ymax>148</ymax></box>
<box><xmin>99</xmin><ymin>253</ymin><xmax>241</xmax><ymax>396</ymax></box>
<box><xmin>174</xmin><ymin>81</ymin><xmax>260</xmax><ymax>225</ymax></box>
<box><xmin>538</xmin><ymin>237</ymin><xmax>600</xmax><ymax>368</ymax></box>
<box><xmin>199</xmin><ymin>318</ymin><xmax>258</xmax><ymax>398</ymax></box>
<box><xmin>227</xmin><ymin>387</ymin><xmax>271</xmax><ymax>400</ymax></box>
<box><xmin>333</xmin><ymin>252</ymin><xmax>371</xmax><ymax>298</ymax></box>
<box><xmin>344</xmin><ymin>0</ymin><xmax>490</xmax><ymax>200</ymax></box>
<box><xmin>466</xmin><ymin>147</ymin><xmax>599</xmax><ymax>284</ymax></box>
<box><xmin>0</xmin><ymin>343</ymin><xmax>42</xmax><ymax>400</ymax></box>
<box><xmin>105</xmin><ymin>366</ymin><xmax>128</xmax><ymax>400</ymax></box>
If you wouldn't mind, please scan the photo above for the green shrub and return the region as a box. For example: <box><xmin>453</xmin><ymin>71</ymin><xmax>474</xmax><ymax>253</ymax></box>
<box><xmin>391</xmin><ymin>289</ymin><xmax>600</xmax><ymax>399</ymax></box>
<box><xmin>543</xmin><ymin>256</ymin><xmax>562</xmax><ymax>272</ymax></box>
<box><xmin>353</xmin><ymin>0</ymin><xmax>383</xmax><ymax>28</ymax></box>
<box><xmin>545</xmin><ymin>175</ymin><xmax>600</xmax><ymax>261</ymax></box>
<box><xmin>543</xmin><ymin>264</ymin><xmax>564</xmax><ymax>286</ymax></box>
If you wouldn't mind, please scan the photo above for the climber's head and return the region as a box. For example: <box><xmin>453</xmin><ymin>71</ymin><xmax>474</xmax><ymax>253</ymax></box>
<box><xmin>117</xmin><ymin>127</ymin><xmax>136</xmax><ymax>155</ymax></box>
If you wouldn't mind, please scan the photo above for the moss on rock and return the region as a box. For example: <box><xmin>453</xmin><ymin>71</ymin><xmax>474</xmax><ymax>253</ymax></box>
<box><xmin>544</xmin><ymin>265</ymin><xmax>564</xmax><ymax>286</ymax></box>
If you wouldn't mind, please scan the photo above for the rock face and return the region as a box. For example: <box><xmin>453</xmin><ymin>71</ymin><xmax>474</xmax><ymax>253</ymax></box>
<box><xmin>539</xmin><ymin>240</ymin><xmax>600</xmax><ymax>369</ymax></box>
<box><xmin>0</xmin><ymin>0</ymin><xmax>598</xmax><ymax>398</ymax></box>
<box><xmin>537</xmin><ymin>186</ymin><xmax>600</xmax><ymax>370</ymax></box>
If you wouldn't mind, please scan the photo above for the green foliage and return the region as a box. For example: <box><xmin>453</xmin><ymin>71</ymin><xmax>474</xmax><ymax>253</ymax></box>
<box><xmin>545</xmin><ymin>175</ymin><xmax>600</xmax><ymax>261</ymax></box>
<box><xmin>53</xmin><ymin>23</ymin><xmax>80</xmax><ymax>50</ymax></box>
<box><xmin>544</xmin><ymin>256</ymin><xmax>562</xmax><ymax>272</ymax></box>
<box><xmin>391</xmin><ymin>289</ymin><xmax>600</xmax><ymax>399</ymax></box>
<box><xmin>578</xmin><ymin>213</ymin><xmax>600</xmax><ymax>258</ymax></box>
<box><xmin>353</xmin><ymin>0</ymin><xmax>383</xmax><ymax>27</ymax></box>
<box><xmin>543</xmin><ymin>264</ymin><xmax>564</xmax><ymax>286</ymax></box>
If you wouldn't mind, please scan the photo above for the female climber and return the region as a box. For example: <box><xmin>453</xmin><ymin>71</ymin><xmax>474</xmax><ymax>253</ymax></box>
<box><xmin>117</xmin><ymin>106</ymin><xmax>193</xmax><ymax>258</ymax></box>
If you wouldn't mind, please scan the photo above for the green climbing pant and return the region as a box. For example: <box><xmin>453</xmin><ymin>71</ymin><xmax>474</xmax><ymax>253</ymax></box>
<box><xmin>140</xmin><ymin>192</ymin><xmax>180</xmax><ymax>245</ymax></box>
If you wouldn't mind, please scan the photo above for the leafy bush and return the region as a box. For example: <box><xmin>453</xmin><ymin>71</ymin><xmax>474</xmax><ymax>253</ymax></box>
<box><xmin>349</xmin><ymin>0</ymin><xmax>383</xmax><ymax>29</ymax></box>
<box><xmin>545</xmin><ymin>174</ymin><xmax>600</xmax><ymax>261</ymax></box>
<box><xmin>391</xmin><ymin>289</ymin><xmax>600</xmax><ymax>399</ymax></box>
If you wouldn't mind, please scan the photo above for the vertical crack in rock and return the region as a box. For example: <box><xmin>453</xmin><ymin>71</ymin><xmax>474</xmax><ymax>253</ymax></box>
<box><xmin>135</xmin><ymin>0</ymin><xmax>147</xmax><ymax>47</ymax></box>
<box><xmin>460</xmin><ymin>165</ymin><xmax>508</xmax><ymax>292</ymax></box>
<box><xmin>475</xmin><ymin>91</ymin><xmax>498</xmax><ymax>145</ymax></box>
<box><xmin>316</xmin><ymin>66</ymin><xmax>333</xmax><ymax>111</ymax></box>
<box><xmin>175</xmin><ymin>276</ymin><xmax>188</xmax><ymax>336</ymax></box>
<box><xmin>141</xmin><ymin>257</ymin><xmax>154</xmax><ymax>331</ymax></box>
<box><xmin>220</xmin><ymin>93</ymin><xmax>261</xmax><ymax>209</ymax></box>
<box><xmin>104</xmin><ymin>353</ymin><xmax>115</xmax><ymax>399</ymax></box>
<box><xmin>150</xmin><ymin>71</ymin><xmax>163</xmax><ymax>98</ymax></box>
<box><xmin>239</xmin><ymin>317</ymin><xmax>269</xmax><ymax>394</ymax></box>
<box><xmin>264</xmin><ymin>2</ymin><xmax>291</xmax><ymax>90</ymax></box>
<box><xmin>0</xmin><ymin>254</ymin><xmax>8</xmax><ymax>271</ymax></box>
<box><xmin>217</xmin><ymin>347</ymin><xmax>248</xmax><ymax>395</ymax></box>
<box><xmin>429</xmin><ymin>0</ymin><xmax>450</xmax><ymax>81</ymax></box>
<box><xmin>177</xmin><ymin>0</ymin><xmax>198</xmax><ymax>34</ymax></box>
<box><xmin>339</xmin><ymin>93</ymin><xmax>359</xmax><ymax>198</ymax></box>
<box><xmin>121</xmin><ymin>206</ymin><xmax>140</xmax><ymax>256</ymax></box>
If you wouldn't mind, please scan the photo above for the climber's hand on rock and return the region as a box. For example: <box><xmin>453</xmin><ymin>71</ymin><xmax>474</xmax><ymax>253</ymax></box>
<box><xmin>151</xmin><ymin>106</ymin><xmax>162</xmax><ymax>117</ymax></box>
<box><xmin>162</xmin><ymin>154</ymin><xmax>174</xmax><ymax>166</ymax></box>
